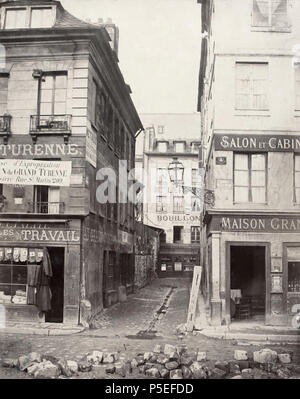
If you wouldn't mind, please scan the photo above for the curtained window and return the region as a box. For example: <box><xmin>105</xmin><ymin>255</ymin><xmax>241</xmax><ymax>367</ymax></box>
<box><xmin>252</xmin><ymin>0</ymin><xmax>289</xmax><ymax>29</ymax></box>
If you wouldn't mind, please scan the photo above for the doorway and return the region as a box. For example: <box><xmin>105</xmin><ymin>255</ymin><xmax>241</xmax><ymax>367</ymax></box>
<box><xmin>230</xmin><ymin>245</ymin><xmax>266</xmax><ymax>322</ymax></box>
<box><xmin>45</xmin><ymin>247</ymin><xmax>64</xmax><ymax>323</ymax></box>
<box><xmin>173</xmin><ymin>226</ymin><xmax>183</xmax><ymax>243</ymax></box>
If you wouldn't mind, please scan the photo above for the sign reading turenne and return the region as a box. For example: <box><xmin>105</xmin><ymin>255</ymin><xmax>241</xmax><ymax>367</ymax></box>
<box><xmin>215</xmin><ymin>134</ymin><xmax>300</xmax><ymax>152</ymax></box>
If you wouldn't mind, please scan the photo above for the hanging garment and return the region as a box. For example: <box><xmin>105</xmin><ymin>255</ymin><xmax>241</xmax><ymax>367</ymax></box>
<box><xmin>36</xmin><ymin>273</ymin><xmax>52</xmax><ymax>312</ymax></box>
<box><xmin>42</xmin><ymin>247</ymin><xmax>53</xmax><ymax>277</ymax></box>
<box><xmin>20</xmin><ymin>248</ymin><xmax>28</xmax><ymax>263</ymax></box>
<box><xmin>0</xmin><ymin>248</ymin><xmax>4</xmax><ymax>262</ymax></box>
<box><xmin>4</xmin><ymin>248</ymin><xmax>12</xmax><ymax>262</ymax></box>
<box><xmin>28</xmin><ymin>249</ymin><xmax>36</xmax><ymax>263</ymax></box>
<box><xmin>36</xmin><ymin>249</ymin><xmax>44</xmax><ymax>263</ymax></box>
<box><xmin>27</xmin><ymin>286</ymin><xmax>37</xmax><ymax>305</ymax></box>
<box><xmin>27</xmin><ymin>264</ymin><xmax>41</xmax><ymax>286</ymax></box>
<box><xmin>13</xmin><ymin>248</ymin><xmax>20</xmax><ymax>263</ymax></box>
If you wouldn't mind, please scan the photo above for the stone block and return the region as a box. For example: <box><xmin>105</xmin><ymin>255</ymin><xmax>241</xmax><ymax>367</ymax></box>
<box><xmin>181</xmin><ymin>365</ymin><xmax>192</xmax><ymax>379</ymax></box>
<box><xmin>165</xmin><ymin>361</ymin><xmax>179</xmax><ymax>370</ymax></box>
<box><xmin>145</xmin><ymin>368</ymin><xmax>160</xmax><ymax>378</ymax></box>
<box><xmin>197</xmin><ymin>352</ymin><xmax>207</xmax><ymax>362</ymax></box>
<box><xmin>164</xmin><ymin>344</ymin><xmax>176</xmax><ymax>356</ymax></box>
<box><xmin>210</xmin><ymin>368</ymin><xmax>227</xmax><ymax>379</ymax></box>
<box><xmin>253</xmin><ymin>349</ymin><xmax>277</xmax><ymax>364</ymax></box>
<box><xmin>170</xmin><ymin>369</ymin><xmax>183</xmax><ymax>379</ymax></box>
<box><xmin>278</xmin><ymin>354</ymin><xmax>292</xmax><ymax>364</ymax></box>
<box><xmin>86</xmin><ymin>351</ymin><xmax>103</xmax><ymax>365</ymax></box>
<box><xmin>234</xmin><ymin>350</ymin><xmax>248</xmax><ymax>361</ymax></box>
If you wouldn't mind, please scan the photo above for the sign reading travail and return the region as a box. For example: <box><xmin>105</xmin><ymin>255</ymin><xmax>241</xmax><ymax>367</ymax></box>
<box><xmin>0</xmin><ymin>159</ymin><xmax>72</xmax><ymax>187</ymax></box>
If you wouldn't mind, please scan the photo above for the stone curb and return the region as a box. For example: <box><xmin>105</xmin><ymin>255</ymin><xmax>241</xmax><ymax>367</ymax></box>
<box><xmin>0</xmin><ymin>326</ymin><xmax>85</xmax><ymax>336</ymax></box>
<box><xmin>200</xmin><ymin>330</ymin><xmax>300</xmax><ymax>344</ymax></box>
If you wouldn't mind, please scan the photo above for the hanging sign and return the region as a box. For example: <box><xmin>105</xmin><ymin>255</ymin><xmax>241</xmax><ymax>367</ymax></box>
<box><xmin>0</xmin><ymin>159</ymin><xmax>72</xmax><ymax>187</ymax></box>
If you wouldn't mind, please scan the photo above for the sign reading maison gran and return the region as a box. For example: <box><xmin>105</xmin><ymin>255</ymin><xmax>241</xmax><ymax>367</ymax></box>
<box><xmin>217</xmin><ymin>216</ymin><xmax>300</xmax><ymax>233</ymax></box>
<box><xmin>214</xmin><ymin>134</ymin><xmax>300</xmax><ymax>152</ymax></box>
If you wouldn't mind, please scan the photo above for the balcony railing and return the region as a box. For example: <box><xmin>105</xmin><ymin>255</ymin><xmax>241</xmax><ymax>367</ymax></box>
<box><xmin>0</xmin><ymin>115</ymin><xmax>12</xmax><ymax>143</ymax></box>
<box><xmin>27</xmin><ymin>201</ymin><xmax>65</xmax><ymax>214</ymax></box>
<box><xmin>30</xmin><ymin>114</ymin><xmax>71</xmax><ymax>143</ymax></box>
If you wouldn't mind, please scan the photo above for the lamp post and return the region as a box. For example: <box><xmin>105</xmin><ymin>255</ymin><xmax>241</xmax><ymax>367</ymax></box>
<box><xmin>167</xmin><ymin>157</ymin><xmax>215</xmax><ymax>207</ymax></box>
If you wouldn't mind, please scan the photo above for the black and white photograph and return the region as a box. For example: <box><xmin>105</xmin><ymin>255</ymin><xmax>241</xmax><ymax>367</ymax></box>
<box><xmin>0</xmin><ymin>0</ymin><xmax>299</xmax><ymax>388</ymax></box>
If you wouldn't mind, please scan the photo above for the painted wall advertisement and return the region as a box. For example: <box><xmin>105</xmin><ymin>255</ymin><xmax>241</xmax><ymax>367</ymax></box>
<box><xmin>86</xmin><ymin>128</ymin><xmax>97</xmax><ymax>168</ymax></box>
<box><xmin>0</xmin><ymin>159</ymin><xmax>72</xmax><ymax>187</ymax></box>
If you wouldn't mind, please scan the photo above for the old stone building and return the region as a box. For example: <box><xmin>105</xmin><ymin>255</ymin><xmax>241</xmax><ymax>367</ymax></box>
<box><xmin>198</xmin><ymin>0</ymin><xmax>300</xmax><ymax>326</ymax></box>
<box><xmin>0</xmin><ymin>0</ymin><xmax>142</xmax><ymax>325</ymax></box>
<box><xmin>135</xmin><ymin>114</ymin><xmax>201</xmax><ymax>277</ymax></box>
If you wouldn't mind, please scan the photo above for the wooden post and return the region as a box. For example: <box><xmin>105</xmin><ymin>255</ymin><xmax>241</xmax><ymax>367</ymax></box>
<box><xmin>186</xmin><ymin>266</ymin><xmax>202</xmax><ymax>332</ymax></box>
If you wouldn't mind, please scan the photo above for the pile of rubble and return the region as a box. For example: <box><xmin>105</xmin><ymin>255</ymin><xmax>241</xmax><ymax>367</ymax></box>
<box><xmin>1</xmin><ymin>346</ymin><xmax>299</xmax><ymax>379</ymax></box>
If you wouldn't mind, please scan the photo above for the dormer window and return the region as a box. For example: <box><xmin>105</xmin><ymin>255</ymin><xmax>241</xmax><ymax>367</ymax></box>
<box><xmin>2</xmin><ymin>5</ymin><xmax>55</xmax><ymax>30</ymax></box>
<box><xmin>174</xmin><ymin>142</ymin><xmax>185</xmax><ymax>153</ymax></box>
<box><xmin>4</xmin><ymin>8</ymin><xmax>27</xmax><ymax>29</ymax></box>
<box><xmin>30</xmin><ymin>7</ymin><xmax>54</xmax><ymax>28</ymax></box>
<box><xmin>157</xmin><ymin>141</ymin><xmax>168</xmax><ymax>152</ymax></box>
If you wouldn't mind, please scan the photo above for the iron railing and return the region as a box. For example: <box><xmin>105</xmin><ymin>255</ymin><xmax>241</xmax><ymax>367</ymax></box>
<box><xmin>28</xmin><ymin>201</ymin><xmax>65</xmax><ymax>214</ymax></box>
<box><xmin>30</xmin><ymin>114</ymin><xmax>71</xmax><ymax>133</ymax></box>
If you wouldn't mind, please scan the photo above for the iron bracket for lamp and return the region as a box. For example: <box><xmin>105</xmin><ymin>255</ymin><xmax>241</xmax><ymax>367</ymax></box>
<box><xmin>180</xmin><ymin>185</ymin><xmax>215</xmax><ymax>207</ymax></box>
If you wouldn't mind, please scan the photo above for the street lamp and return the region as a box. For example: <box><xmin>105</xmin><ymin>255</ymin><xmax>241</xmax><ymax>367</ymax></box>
<box><xmin>167</xmin><ymin>157</ymin><xmax>215</xmax><ymax>207</ymax></box>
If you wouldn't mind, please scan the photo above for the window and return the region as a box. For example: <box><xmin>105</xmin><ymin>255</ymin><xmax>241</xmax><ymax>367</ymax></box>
<box><xmin>158</xmin><ymin>125</ymin><xmax>164</xmax><ymax>134</ymax></box>
<box><xmin>173</xmin><ymin>196</ymin><xmax>184</xmax><ymax>213</ymax></box>
<box><xmin>175</xmin><ymin>142</ymin><xmax>185</xmax><ymax>153</ymax></box>
<box><xmin>236</xmin><ymin>63</ymin><xmax>268</xmax><ymax>110</ymax></box>
<box><xmin>191</xmin><ymin>196</ymin><xmax>201</xmax><ymax>212</ymax></box>
<box><xmin>103</xmin><ymin>251</ymin><xmax>116</xmax><ymax>293</ymax></box>
<box><xmin>287</xmin><ymin>247</ymin><xmax>300</xmax><ymax>292</ymax></box>
<box><xmin>30</xmin><ymin>7</ymin><xmax>53</xmax><ymax>28</ymax></box>
<box><xmin>40</xmin><ymin>73</ymin><xmax>67</xmax><ymax>115</ymax></box>
<box><xmin>156</xmin><ymin>196</ymin><xmax>167</xmax><ymax>213</ymax></box>
<box><xmin>107</xmin><ymin>105</ymin><xmax>114</xmax><ymax>146</ymax></box>
<box><xmin>191</xmin><ymin>226</ymin><xmax>200</xmax><ymax>244</ymax></box>
<box><xmin>173</xmin><ymin>226</ymin><xmax>183</xmax><ymax>243</ymax></box>
<box><xmin>90</xmin><ymin>79</ymin><xmax>98</xmax><ymax>127</ymax></box>
<box><xmin>295</xmin><ymin>65</ymin><xmax>300</xmax><ymax>111</ymax></box>
<box><xmin>157</xmin><ymin>142</ymin><xmax>168</xmax><ymax>152</ymax></box>
<box><xmin>192</xmin><ymin>169</ymin><xmax>199</xmax><ymax>187</ymax></box>
<box><xmin>252</xmin><ymin>0</ymin><xmax>289</xmax><ymax>30</ymax></box>
<box><xmin>0</xmin><ymin>74</ymin><xmax>9</xmax><ymax>115</ymax></box>
<box><xmin>192</xmin><ymin>143</ymin><xmax>200</xmax><ymax>153</ymax></box>
<box><xmin>34</xmin><ymin>186</ymin><xmax>61</xmax><ymax>214</ymax></box>
<box><xmin>234</xmin><ymin>153</ymin><xmax>267</xmax><ymax>203</ymax></box>
<box><xmin>294</xmin><ymin>155</ymin><xmax>300</xmax><ymax>203</ymax></box>
<box><xmin>4</xmin><ymin>8</ymin><xmax>27</xmax><ymax>29</ymax></box>
<box><xmin>156</xmin><ymin>168</ymin><xmax>167</xmax><ymax>185</ymax></box>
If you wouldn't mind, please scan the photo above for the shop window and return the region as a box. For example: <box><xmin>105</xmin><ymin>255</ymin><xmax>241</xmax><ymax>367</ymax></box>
<box><xmin>0</xmin><ymin>73</ymin><xmax>9</xmax><ymax>115</ymax></box>
<box><xmin>40</xmin><ymin>72</ymin><xmax>67</xmax><ymax>116</ymax></box>
<box><xmin>295</xmin><ymin>65</ymin><xmax>300</xmax><ymax>111</ymax></box>
<box><xmin>287</xmin><ymin>247</ymin><xmax>300</xmax><ymax>293</ymax></box>
<box><xmin>156</xmin><ymin>196</ymin><xmax>167</xmax><ymax>213</ymax></box>
<box><xmin>191</xmin><ymin>226</ymin><xmax>200</xmax><ymax>244</ymax></box>
<box><xmin>0</xmin><ymin>247</ymin><xmax>44</xmax><ymax>305</ymax></box>
<box><xmin>192</xmin><ymin>169</ymin><xmax>199</xmax><ymax>187</ymax></box>
<box><xmin>295</xmin><ymin>155</ymin><xmax>300</xmax><ymax>203</ymax></box>
<box><xmin>4</xmin><ymin>8</ymin><xmax>27</xmax><ymax>29</ymax></box>
<box><xmin>235</xmin><ymin>63</ymin><xmax>268</xmax><ymax>110</ymax></box>
<box><xmin>173</xmin><ymin>226</ymin><xmax>183</xmax><ymax>243</ymax></box>
<box><xmin>252</xmin><ymin>0</ymin><xmax>289</xmax><ymax>30</ymax></box>
<box><xmin>234</xmin><ymin>153</ymin><xmax>267</xmax><ymax>203</ymax></box>
<box><xmin>34</xmin><ymin>186</ymin><xmax>61</xmax><ymax>214</ymax></box>
<box><xmin>30</xmin><ymin>7</ymin><xmax>54</xmax><ymax>28</ymax></box>
<box><xmin>174</xmin><ymin>262</ymin><xmax>182</xmax><ymax>272</ymax></box>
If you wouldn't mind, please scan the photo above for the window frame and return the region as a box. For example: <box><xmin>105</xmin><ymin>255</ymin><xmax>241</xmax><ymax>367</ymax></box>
<box><xmin>294</xmin><ymin>154</ymin><xmax>300</xmax><ymax>204</ymax></box>
<box><xmin>235</xmin><ymin>62</ymin><xmax>269</xmax><ymax>112</ymax></box>
<box><xmin>2</xmin><ymin>5</ymin><xmax>56</xmax><ymax>30</ymax></box>
<box><xmin>173</xmin><ymin>195</ymin><xmax>184</xmax><ymax>213</ymax></box>
<box><xmin>39</xmin><ymin>71</ymin><xmax>68</xmax><ymax>117</ymax></box>
<box><xmin>295</xmin><ymin>64</ymin><xmax>300</xmax><ymax>111</ymax></box>
<box><xmin>233</xmin><ymin>152</ymin><xmax>268</xmax><ymax>204</ymax></box>
<box><xmin>156</xmin><ymin>195</ymin><xmax>167</xmax><ymax>213</ymax></box>
<box><xmin>251</xmin><ymin>0</ymin><xmax>290</xmax><ymax>32</ymax></box>
<box><xmin>191</xmin><ymin>226</ymin><xmax>200</xmax><ymax>244</ymax></box>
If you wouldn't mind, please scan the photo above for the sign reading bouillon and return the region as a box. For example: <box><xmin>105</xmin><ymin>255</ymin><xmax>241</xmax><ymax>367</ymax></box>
<box><xmin>214</xmin><ymin>134</ymin><xmax>300</xmax><ymax>152</ymax></box>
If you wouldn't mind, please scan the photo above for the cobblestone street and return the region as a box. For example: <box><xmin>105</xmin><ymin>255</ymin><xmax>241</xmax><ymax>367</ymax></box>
<box><xmin>1</xmin><ymin>277</ymin><xmax>299</xmax><ymax>379</ymax></box>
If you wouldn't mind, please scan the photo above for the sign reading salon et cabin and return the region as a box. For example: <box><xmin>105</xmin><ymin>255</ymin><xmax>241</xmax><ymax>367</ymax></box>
<box><xmin>214</xmin><ymin>134</ymin><xmax>300</xmax><ymax>152</ymax></box>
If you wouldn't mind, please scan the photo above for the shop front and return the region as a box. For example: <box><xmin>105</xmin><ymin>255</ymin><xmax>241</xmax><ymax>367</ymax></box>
<box><xmin>204</xmin><ymin>212</ymin><xmax>300</xmax><ymax>327</ymax></box>
<box><xmin>0</xmin><ymin>218</ymin><xmax>81</xmax><ymax>325</ymax></box>
<box><xmin>158</xmin><ymin>243</ymin><xmax>200</xmax><ymax>277</ymax></box>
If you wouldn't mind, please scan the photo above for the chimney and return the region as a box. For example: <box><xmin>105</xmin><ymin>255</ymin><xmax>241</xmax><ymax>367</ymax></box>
<box><xmin>103</xmin><ymin>17</ymin><xmax>119</xmax><ymax>56</ymax></box>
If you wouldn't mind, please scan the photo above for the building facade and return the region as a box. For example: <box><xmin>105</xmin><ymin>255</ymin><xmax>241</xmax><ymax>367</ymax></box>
<box><xmin>136</xmin><ymin>114</ymin><xmax>201</xmax><ymax>277</ymax></box>
<box><xmin>198</xmin><ymin>0</ymin><xmax>300</xmax><ymax>326</ymax></box>
<box><xmin>0</xmin><ymin>0</ymin><xmax>142</xmax><ymax>325</ymax></box>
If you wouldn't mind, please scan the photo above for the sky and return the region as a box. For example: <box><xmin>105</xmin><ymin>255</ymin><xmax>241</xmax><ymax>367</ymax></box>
<box><xmin>60</xmin><ymin>0</ymin><xmax>202</xmax><ymax>115</ymax></box>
